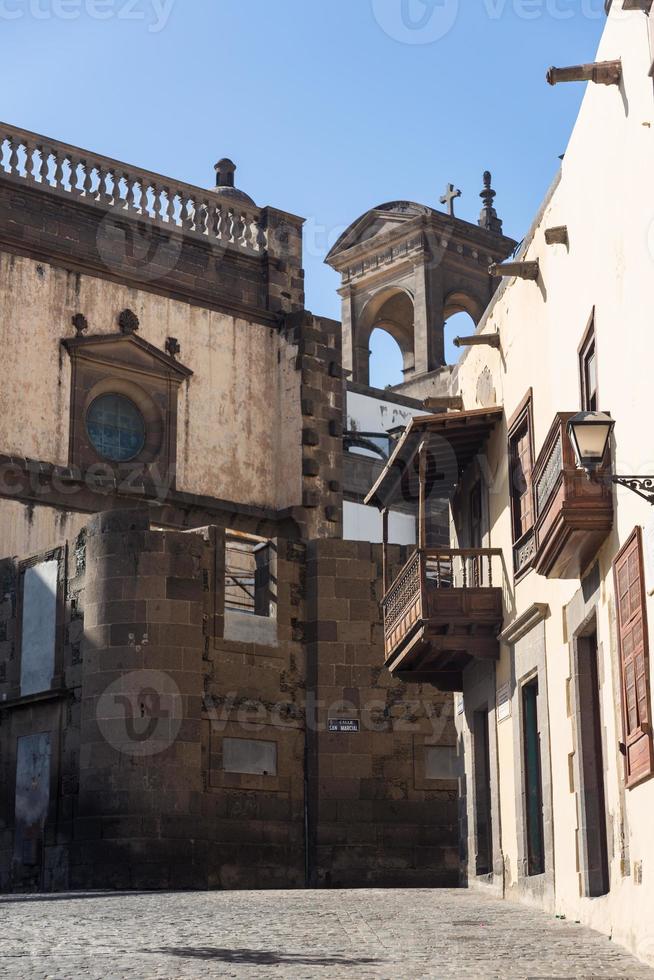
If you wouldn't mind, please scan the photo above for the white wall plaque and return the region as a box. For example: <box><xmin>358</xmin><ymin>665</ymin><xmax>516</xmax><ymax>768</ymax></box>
<box><xmin>497</xmin><ymin>683</ymin><xmax>512</xmax><ymax>723</ymax></box>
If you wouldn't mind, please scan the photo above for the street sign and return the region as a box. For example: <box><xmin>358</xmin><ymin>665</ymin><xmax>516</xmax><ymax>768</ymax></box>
<box><xmin>328</xmin><ymin>719</ymin><xmax>360</xmax><ymax>733</ymax></box>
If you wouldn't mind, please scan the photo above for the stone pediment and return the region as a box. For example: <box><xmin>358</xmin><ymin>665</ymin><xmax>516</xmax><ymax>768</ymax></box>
<box><xmin>62</xmin><ymin>331</ymin><xmax>193</xmax><ymax>383</ymax></box>
<box><xmin>326</xmin><ymin>201</ymin><xmax>432</xmax><ymax>264</ymax></box>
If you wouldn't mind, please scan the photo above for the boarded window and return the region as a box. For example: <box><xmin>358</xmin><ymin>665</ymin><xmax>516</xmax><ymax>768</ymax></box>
<box><xmin>223</xmin><ymin>737</ymin><xmax>277</xmax><ymax>776</ymax></box>
<box><xmin>424</xmin><ymin>745</ymin><xmax>458</xmax><ymax>780</ymax></box>
<box><xmin>14</xmin><ymin>733</ymin><xmax>51</xmax><ymax>868</ymax></box>
<box><xmin>224</xmin><ymin>533</ymin><xmax>276</xmax><ymax>618</ymax></box>
<box><xmin>614</xmin><ymin>528</ymin><xmax>654</xmax><ymax>788</ymax></box>
<box><xmin>20</xmin><ymin>559</ymin><xmax>59</xmax><ymax>697</ymax></box>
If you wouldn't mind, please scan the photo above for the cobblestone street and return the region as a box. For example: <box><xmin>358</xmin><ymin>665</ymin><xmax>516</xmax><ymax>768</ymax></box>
<box><xmin>1</xmin><ymin>888</ymin><xmax>653</xmax><ymax>979</ymax></box>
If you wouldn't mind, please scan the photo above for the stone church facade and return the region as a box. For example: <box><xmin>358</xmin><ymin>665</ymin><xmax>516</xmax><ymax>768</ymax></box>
<box><xmin>0</xmin><ymin>122</ymin><xmax>469</xmax><ymax>892</ymax></box>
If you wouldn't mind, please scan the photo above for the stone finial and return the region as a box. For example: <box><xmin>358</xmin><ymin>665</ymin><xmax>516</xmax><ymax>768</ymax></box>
<box><xmin>215</xmin><ymin>158</ymin><xmax>236</xmax><ymax>189</ymax></box>
<box><xmin>118</xmin><ymin>308</ymin><xmax>140</xmax><ymax>334</ymax></box>
<box><xmin>166</xmin><ymin>336</ymin><xmax>181</xmax><ymax>359</ymax></box>
<box><xmin>71</xmin><ymin>313</ymin><xmax>88</xmax><ymax>337</ymax></box>
<box><xmin>479</xmin><ymin>171</ymin><xmax>503</xmax><ymax>235</ymax></box>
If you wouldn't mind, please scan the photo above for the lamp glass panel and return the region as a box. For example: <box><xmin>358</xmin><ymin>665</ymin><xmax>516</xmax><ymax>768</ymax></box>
<box><xmin>572</xmin><ymin>421</ymin><xmax>612</xmax><ymax>462</ymax></box>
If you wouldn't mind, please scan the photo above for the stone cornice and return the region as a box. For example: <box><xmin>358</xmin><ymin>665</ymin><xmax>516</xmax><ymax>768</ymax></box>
<box><xmin>327</xmin><ymin>207</ymin><xmax>517</xmax><ymax>278</ymax></box>
<box><xmin>0</xmin><ymin>453</ymin><xmax>299</xmax><ymax>538</ymax></box>
<box><xmin>0</xmin><ymin>175</ymin><xmax>294</xmax><ymax>329</ymax></box>
<box><xmin>499</xmin><ymin>603</ymin><xmax>550</xmax><ymax>645</ymax></box>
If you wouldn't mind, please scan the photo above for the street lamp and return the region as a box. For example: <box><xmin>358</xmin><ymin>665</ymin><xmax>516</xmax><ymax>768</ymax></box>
<box><xmin>566</xmin><ymin>412</ymin><xmax>615</xmax><ymax>477</ymax></box>
<box><xmin>567</xmin><ymin>411</ymin><xmax>654</xmax><ymax>504</ymax></box>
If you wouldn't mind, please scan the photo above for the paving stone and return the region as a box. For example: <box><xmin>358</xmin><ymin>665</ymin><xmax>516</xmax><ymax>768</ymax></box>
<box><xmin>0</xmin><ymin>888</ymin><xmax>652</xmax><ymax>980</ymax></box>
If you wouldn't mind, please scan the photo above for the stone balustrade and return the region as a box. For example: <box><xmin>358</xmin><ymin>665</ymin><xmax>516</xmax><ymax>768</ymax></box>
<box><xmin>0</xmin><ymin>122</ymin><xmax>268</xmax><ymax>256</ymax></box>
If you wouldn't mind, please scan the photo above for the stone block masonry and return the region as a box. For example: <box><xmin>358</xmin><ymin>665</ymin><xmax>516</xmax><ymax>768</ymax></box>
<box><xmin>0</xmin><ymin>509</ymin><xmax>460</xmax><ymax>892</ymax></box>
<box><xmin>305</xmin><ymin>539</ymin><xmax>460</xmax><ymax>888</ymax></box>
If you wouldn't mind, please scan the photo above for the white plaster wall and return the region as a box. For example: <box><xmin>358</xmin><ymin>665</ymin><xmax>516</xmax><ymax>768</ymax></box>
<box><xmin>343</xmin><ymin>501</ymin><xmax>416</xmax><ymax>545</ymax></box>
<box><xmin>452</xmin><ymin>8</ymin><xmax>654</xmax><ymax>964</ymax></box>
<box><xmin>347</xmin><ymin>390</ymin><xmax>424</xmax><ymax>434</ymax></box>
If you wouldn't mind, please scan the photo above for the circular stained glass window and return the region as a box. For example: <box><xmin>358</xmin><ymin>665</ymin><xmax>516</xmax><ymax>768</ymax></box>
<box><xmin>86</xmin><ymin>394</ymin><xmax>146</xmax><ymax>462</ymax></box>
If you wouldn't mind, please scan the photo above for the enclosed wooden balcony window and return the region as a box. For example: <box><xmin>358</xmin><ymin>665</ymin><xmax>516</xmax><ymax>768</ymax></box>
<box><xmin>532</xmin><ymin>412</ymin><xmax>613</xmax><ymax>578</ymax></box>
<box><xmin>365</xmin><ymin>408</ymin><xmax>505</xmax><ymax>691</ymax></box>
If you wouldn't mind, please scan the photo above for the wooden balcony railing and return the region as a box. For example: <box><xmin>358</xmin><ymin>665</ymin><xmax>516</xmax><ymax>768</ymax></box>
<box><xmin>382</xmin><ymin>548</ymin><xmax>503</xmax><ymax>665</ymax></box>
<box><xmin>0</xmin><ymin>122</ymin><xmax>269</xmax><ymax>256</ymax></box>
<box><xmin>383</xmin><ymin>549</ymin><xmax>423</xmax><ymax>653</ymax></box>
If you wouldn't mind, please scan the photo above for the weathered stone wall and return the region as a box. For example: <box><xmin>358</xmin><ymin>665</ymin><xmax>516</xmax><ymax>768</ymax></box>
<box><xmin>0</xmin><ymin>516</ymin><xmax>461</xmax><ymax>892</ymax></box>
<box><xmin>73</xmin><ymin>509</ymin><xmax>207</xmax><ymax>890</ymax></box>
<box><xmin>0</xmin><ymin>539</ymin><xmax>84</xmax><ymax>892</ymax></box>
<box><xmin>305</xmin><ymin>539</ymin><xmax>460</xmax><ymax>888</ymax></box>
<box><xmin>284</xmin><ymin>312</ymin><xmax>344</xmax><ymax>541</ymax></box>
<box><xmin>0</xmin><ymin>250</ymin><xmax>303</xmax><ymax>517</ymax></box>
<box><xmin>201</xmin><ymin>530</ymin><xmax>307</xmax><ymax>891</ymax></box>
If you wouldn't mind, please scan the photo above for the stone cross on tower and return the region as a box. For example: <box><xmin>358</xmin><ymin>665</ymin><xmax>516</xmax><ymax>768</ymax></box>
<box><xmin>440</xmin><ymin>183</ymin><xmax>462</xmax><ymax>217</ymax></box>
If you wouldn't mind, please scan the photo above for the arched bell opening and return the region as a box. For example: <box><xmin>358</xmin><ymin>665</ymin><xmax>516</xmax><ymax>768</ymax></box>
<box><xmin>369</xmin><ymin>328</ymin><xmax>404</xmax><ymax>389</ymax></box>
<box><xmin>443</xmin><ymin>291</ymin><xmax>484</xmax><ymax>366</ymax></box>
<box><xmin>355</xmin><ymin>287</ymin><xmax>416</xmax><ymax>386</ymax></box>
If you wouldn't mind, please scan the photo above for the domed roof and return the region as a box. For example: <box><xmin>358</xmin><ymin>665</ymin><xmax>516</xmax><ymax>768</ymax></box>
<box><xmin>211</xmin><ymin>158</ymin><xmax>256</xmax><ymax>207</ymax></box>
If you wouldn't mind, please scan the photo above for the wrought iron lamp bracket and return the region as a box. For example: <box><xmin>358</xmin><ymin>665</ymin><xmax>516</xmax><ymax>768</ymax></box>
<box><xmin>612</xmin><ymin>476</ymin><xmax>654</xmax><ymax>505</ymax></box>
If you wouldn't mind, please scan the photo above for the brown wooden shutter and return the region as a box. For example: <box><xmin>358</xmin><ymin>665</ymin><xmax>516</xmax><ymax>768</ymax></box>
<box><xmin>511</xmin><ymin>421</ymin><xmax>534</xmax><ymax>539</ymax></box>
<box><xmin>614</xmin><ymin>527</ymin><xmax>654</xmax><ymax>788</ymax></box>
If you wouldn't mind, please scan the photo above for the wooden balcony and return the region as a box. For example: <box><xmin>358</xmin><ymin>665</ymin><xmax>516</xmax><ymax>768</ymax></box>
<box><xmin>533</xmin><ymin>413</ymin><xmax>614</xmax><ymax>579</ymax></box>
<box><xmin>382</xmin><ymin>548</ymin><xmax>503</xmax><ymax>691</ymax></box>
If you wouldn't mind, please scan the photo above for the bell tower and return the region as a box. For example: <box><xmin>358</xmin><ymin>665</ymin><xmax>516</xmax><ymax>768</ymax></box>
<box><xmin>325</xmin><ymin>173</ymin><xmax>516</xmax><ymax>391</ymax></box>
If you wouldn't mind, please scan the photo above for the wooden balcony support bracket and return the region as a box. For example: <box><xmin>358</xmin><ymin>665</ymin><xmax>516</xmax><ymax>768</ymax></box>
<box><xmin>423</xmin><ymin>395</ymin><xmax>464</xmax><ymax>412</ymax></box>
<box><xmin>418</xmin><ymin>442</ymin><xmax>427</xmax><ymax>551</ymax></box>
<box><xmin>546</xmin><ymin>60</ymin><xmax>622</xmax><ymax>87</ymax></box>
<box><xmin>453</xmin><ymin>333</ymin><xmax>501</xmax><ymax>350</ymax></box>
<box><xmin>489</xmin><ymin>260</ymin><xmax>540</xmax><ymax>281</ymax></box>
<box><xmin>382</xmin><ymin>507</ymin><xmax>389</xmax><ymax>595</ymax></box>
<box><xmin>545</xmin><ymin>226</ymin><xmax>569</xmax><ymax>247</ymax></box>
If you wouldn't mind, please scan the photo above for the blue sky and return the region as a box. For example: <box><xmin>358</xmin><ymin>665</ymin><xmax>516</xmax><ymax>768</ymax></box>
<box><xmin>1</xmin><ymin>0</ymin><xmax>605</xmax><ymax>384</ymax></box>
